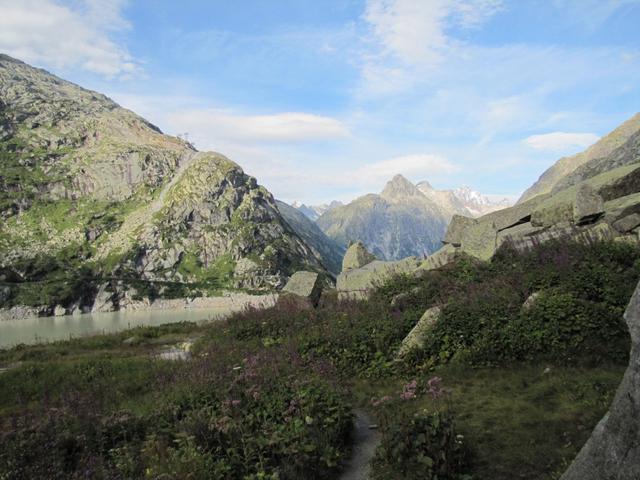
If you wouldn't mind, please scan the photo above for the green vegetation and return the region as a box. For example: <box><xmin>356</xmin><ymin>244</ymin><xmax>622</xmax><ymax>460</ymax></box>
<box><xmin>0</xmin><ymin>238</ymin><xmax>636</xmax><ymax>479</ymax></box>
<box><xmin>176</xmin><ymin>252</ymin><xmax>235</xmax><ymax>292</ymax></box>
<box><xmin>0</xmin><ymin>324</ymin><xmax>351</xmax><ymax>479</ymax></box>
<box><xmin>0</xmin><ymin>137</ymin><xmax>69</xmax><ymax>216</ymax></box>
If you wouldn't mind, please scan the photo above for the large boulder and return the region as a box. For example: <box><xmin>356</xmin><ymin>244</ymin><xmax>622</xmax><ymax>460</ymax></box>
<box><xmin>573</xmin><ymin>184</ymin><xmax>605</xmax><ymax>225</ymax></box>
<box><xmin>281</xmin><ymin>271</ymin><xmax>323</xmax><ymax>307</ymax></box>
<box><xmin>459</xmin><ymin>219</ymin><xmax>498</xmax><ymax>261</ymax></box>
<box><xmin>561</xmin><ymin>280</ymin><xmax>640</xmax><ymax>480</ymax></box>
<box><xmin>417</xmin><ymin>244</ymin><xmax>460</xmax><ymax>273</ymax></box>
<box><xmin>444</xmin><ymin>215</ymin><xmax>477</xmax><ymax>246</ymax></box>
<box><xmin>342</xmin><ymin>241</ymin><xmax>376</xmax><ymax>272</ymax></box>
<box><xmin>397</xmin><ymin>306</ymin><xmax>441</xmax><ymax>357</ymax></box>
<box><xmin>337</xmin><ymin>257</ymin><xmax>421</xmax><ymax>300</ymax></box>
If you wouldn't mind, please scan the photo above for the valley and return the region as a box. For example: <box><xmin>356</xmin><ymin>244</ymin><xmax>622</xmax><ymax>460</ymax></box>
<box><xmin>1</xmin><ymin>46</ymin><xmax>640</xmax><ymax>480</ymax></box>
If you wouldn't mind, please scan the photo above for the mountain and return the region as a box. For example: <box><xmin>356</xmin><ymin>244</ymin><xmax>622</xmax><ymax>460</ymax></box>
<box><xmin>291</xmin><ymin>200</ymin><xmax>343</xmax><ymax>221</ymax></box>
<box><xmin>437</xmin><ymin>113</ymin><xmax>640</xmax><ymax>263</ymax></box>
<box><xmin>0</xmin><ymin>54</ymin><xmax>326</xmax><ymax>311</ymax></box>
<box><xmin>518</xmin><ymin>113</ymin><xmax>640</xmax><ymax>203</ymax></box>
<box><xmin>416</xmin><ymin>182</ymin><xmax>512</xmax><ymax>218</ymax></box>
<box><xmin>316</xmin><ymin>175</ymin><xmax>449</xmax><ymax>260</ymax></box>
<box><xmin>313</xmin><ymin>175</ymin><xmax>512</xmax><ymax>261</ymax></box>
<box><xmin>275</xmin><ymin>200</ymin><xmax>345</xmax><ymax>275</ymax></box>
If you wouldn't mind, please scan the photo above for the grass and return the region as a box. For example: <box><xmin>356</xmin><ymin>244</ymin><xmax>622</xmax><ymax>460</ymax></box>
<box><xmin>351</xmin><ymin>363</ymin><xmax>623</xmax><ymax>480</ymax></box>
<box><xmin>0</xmin><ymin>238</ymin><xmax>636</xmax><ymax>479</ymax></box>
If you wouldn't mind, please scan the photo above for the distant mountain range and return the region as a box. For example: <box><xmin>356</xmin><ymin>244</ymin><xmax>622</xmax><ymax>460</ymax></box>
<box><xmin>275</xmin><ymin>200</ymin><xmax>345</xmax><ymax>275</ymax></box>
<box><xmin>302</xmin><ymin>175</ymin><xmax>513</xmax><ymax>261</ymax></box>
<box><xmin>290</xmin><ymin>201</ymin><xmax>343</xmax><ymax>221</ymax></box>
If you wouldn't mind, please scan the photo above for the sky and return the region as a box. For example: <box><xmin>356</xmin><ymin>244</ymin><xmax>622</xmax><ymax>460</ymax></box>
<box><xmin>1</xmin><ymin>0</ymin><xmax>639</xmax><ymax>205</ymax></box>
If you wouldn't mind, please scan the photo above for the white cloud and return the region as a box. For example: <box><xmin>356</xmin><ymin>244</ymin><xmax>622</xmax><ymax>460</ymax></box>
<box><xmin>523</xmin><ymin>132</ymin><xmax>600</xmax><ymax>152</ymax></box>
<box><xmin>165</xmin><ymin>109</ymin><xmax>350</xmax><ymax>144</ymax></box>
<box><xmin>360</xmin><ymin>0</ymin><xmax>503</xmax><ymax>93</ymax></box>
<box><xmin>0</xmin><ymin>0</ymin><xmax>138</xmax><ymax>78</ymax></box>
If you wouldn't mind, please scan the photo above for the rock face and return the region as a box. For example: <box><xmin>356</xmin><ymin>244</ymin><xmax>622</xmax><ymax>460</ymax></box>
<box><xmin>317</xmin><ymin>175</ymin><xmax>450</xmax><ymax>260</ymax></box>
<box><xmin>281</xmin><ymin>271</ymin><xmax>323</xmax><ymax>307</ymax></box>
<box><xmin>397</xmin><ymin>306</ymin><xmax>441</xmax><ymax>357</ymax></box>
<box><xmin>342</xmin><ymin>241</ymin><xmax>377</xmax><ymax>272</ymax></box>
<box><xmin>0</xmin><ymin>54</ymin><xmax>327</xmax><ymax>312</ymax></box>
<box><xmin>560</xmin><ymin>280</ymin><xmax>640</xmax><ymax>480</ymax></box>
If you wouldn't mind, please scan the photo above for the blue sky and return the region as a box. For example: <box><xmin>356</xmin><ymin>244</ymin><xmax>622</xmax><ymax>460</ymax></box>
<box><xmin>1</xmin><ymin>0</ymin><xmax>639</xmax><ymax>204</ymax></box>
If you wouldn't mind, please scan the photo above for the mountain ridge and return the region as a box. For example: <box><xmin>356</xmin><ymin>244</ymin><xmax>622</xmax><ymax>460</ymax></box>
<box><xmin>313</xmin><ymin>175</ymin><xmax>512</xmax><ymax>260</ymax></box>
<box><xmin>0</xmin><ymin>54</ymin><xmax>329</xmax><ymax>313</ymax></box>
<box><xmin>518</xmin><ymin>112</ymin><xmax>640</xmax><ymax>203</ymax></box>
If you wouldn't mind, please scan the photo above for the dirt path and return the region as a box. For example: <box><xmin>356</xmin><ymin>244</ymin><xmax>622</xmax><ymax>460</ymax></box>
<box><xmin>339</xmin><ymin>409</ymin><xmax>381</xmax><ymax>480</ymax></box>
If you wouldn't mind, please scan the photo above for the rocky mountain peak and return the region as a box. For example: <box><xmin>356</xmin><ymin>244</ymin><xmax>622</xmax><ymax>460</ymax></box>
<box><xmin>416</xmin><ymin>180</ymin><xmax>434</xmax><ymax>191</ymax></box>
<box><xmin>380</xmin><ymin>174</ymin><xmax>422</xmax><ymax>200</ymax></box>
<box><xmin>453</xmin><ymin>185</ymin><xmax>491</xmax><ymax>206</ymax></box>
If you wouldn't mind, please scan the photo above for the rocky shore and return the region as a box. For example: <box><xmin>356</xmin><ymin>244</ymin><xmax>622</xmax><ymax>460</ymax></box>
<box><xmin>0</xmin><ymin>292</ymin><xmax>278</xmax><ymax>322</ymax></box>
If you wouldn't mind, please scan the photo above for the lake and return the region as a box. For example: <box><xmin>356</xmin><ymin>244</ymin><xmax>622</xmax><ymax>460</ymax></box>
<box><xmin>0</xmin><ymin>307</ymin><xmax>234</xmax><ymax>349</ymax></box>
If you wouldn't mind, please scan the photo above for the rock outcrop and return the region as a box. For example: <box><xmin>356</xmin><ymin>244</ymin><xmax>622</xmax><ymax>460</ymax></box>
<box><xmin>336</xmin><ymin>257</ymin><xmax>421</xmax><ymax>300</ymax></box>
<box><xmin>415</xmin><ymin>244</ymin><xmax>462</xmax><ymax>274</ymax></box>
<box><xmin>397</xmin><ymin>306</ymin><xmax>441</xmax><ymax>357</ymax></box>
<box><xmin>560</xmin><ymin>280</ymin><xmax>640</xmax><ymax>480</ymax></box>
<box><xmin>342</xmin><ymin>241</ymin><xmax>377</xmax><ymax>272</ymax></box>
<box><xmin>434</xmin><ymin>162</ymin><xmax>640</xmax><ymax>264</ymax></box>
<box><xmin>280</xmin><ymin>271</ymin><xmax>323</xmax><ymax>307</ymax></box>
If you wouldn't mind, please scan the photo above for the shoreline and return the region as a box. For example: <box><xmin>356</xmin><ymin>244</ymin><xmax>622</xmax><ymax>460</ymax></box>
<box><xmin>0</xmin><ymin>292</ymin><xmax>279</xmax><ymax>322</ymax></box>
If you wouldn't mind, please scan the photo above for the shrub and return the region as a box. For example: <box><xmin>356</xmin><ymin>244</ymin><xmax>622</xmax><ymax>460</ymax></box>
<box><xmin>371</xmin><ymin>378</ymin><xmax>471</xmax><ymax>480</ymax></box>
<box><xmin>395</xmin><ymin>239</ymin><xmax>639</xmax><ymax>368</ymax></box>
<box><xmin>0</xmin><ymin>347</ymin><xmax>352</xmax><ymax>480</ymax></box>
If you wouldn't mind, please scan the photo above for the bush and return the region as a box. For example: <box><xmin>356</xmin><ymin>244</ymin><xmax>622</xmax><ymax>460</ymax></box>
<box><xmin>0</xmin><ymin>347</ymin><xmax>352</xmax><ymax>480</ymax></box>
<box><xmin>371</xmin><ymin>378</ymin><xmax>471</xmax><ymax>480</ymax></box>
<box><xmin>373</xmin><ymin>410</ymin><xmax>470</xmax><ymax>480</ymax></box>
<box><xmin>395</xmin><ymin>239</ymin><xmax>639</xmax><ymax>368</ymax></box>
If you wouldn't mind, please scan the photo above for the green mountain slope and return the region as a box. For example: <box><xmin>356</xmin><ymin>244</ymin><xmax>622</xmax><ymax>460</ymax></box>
<box><xmin>0</xmin><ymin>54</ymin><xmax>325</xmax><ymax>312</ymax></box>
